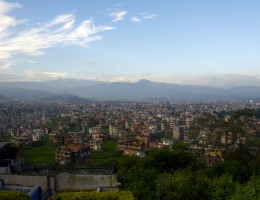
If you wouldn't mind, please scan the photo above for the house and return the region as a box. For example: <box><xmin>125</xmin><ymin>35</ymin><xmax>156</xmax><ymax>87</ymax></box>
<box><xmin>158</xmin><ymin>139</ymin><xmax>173</xmax><ymax>148</ymax></box>
<box><xmin>89</xmin><ymin>138</ymin><xmax>103</xmax><ymax>151</ymax></box>
<box><xmin>12</xmin><ymin>136</ymin><xmax>32</xmax><ymax>147</ymax></box>
<box><xmin>0</xmin><ymin>142</ymin><xmax>24</xmax><ymax>174</ymax></box>
<box><xmin>49</xmin><ymin>130</ymin><xmax>63</xmax><ymax>144</ymax></box>
<box><xmin>56</xmin><ymin>144</ymin><xmax>90</xmax><ymax>164</ymax></box>
<box><xmin>117</xmin><ymin>141</ymin><xmax>145</xmax><ymax>156</ymax></box>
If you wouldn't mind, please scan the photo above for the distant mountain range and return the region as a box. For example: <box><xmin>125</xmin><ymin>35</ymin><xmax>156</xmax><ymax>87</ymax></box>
<box><xmin>0</xmin><ymin>79</ymin><xmax>259</xmax><ymax>101</ymax></box>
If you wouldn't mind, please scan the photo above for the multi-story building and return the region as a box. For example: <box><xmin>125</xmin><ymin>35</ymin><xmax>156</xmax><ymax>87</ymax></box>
<box><xmin>117</xmin><ymin>141</ymin><xmax>145</xmax><ymax>156</ymax></box>
<box><xmin>56</xmin><ymin>143</ymin><xmax>90</xmax><ymax>164</ymax></box>
<box><xmin>89</xmin><ymin>138</ymin><xmax>103</xmax><ymax>151</ymax></box>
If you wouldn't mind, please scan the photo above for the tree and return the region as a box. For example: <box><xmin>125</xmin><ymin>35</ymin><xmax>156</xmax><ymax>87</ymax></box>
<box><xmin>117</xmin><ymin>156</ymin><xmax>158</xmax><ymax>200</ymax></box>
<box><xmin>117</xmin><ymin>147</ymin><xmax>199</xmax><ymax>200</ymax></box>
<box><xmin>208</xmin><ymin>160</ymin><xmax>248</xmax><ymax>183</ymax></box>
<box><xmin>144</xmin><ymin>147</ymin><xmax>199</xmax><ymax>173</ymax></box>
<box><xmin>156</xmin><ymin>170</ymin><xmax>211</xmax><ymax>200</ymax></box>
<box><xmin>210</xmin><ymin>174</ymin><xmax>236</xmax><ymax>200</ymax></box>
<box><xmin>231</xmin><ymin>176</ymin><xmax>260</xmax><ymax>200</ymax></box>
<box><xmin>196</xmin><ymin>112</ymin><xmax>249</xmax><ymax>162</ymax></box>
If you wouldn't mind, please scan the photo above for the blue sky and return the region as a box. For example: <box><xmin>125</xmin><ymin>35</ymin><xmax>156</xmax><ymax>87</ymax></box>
<box><xmin>0</xmin><ymin>0</ymin><xmax>260</xmax><ymax>87</ymax></box>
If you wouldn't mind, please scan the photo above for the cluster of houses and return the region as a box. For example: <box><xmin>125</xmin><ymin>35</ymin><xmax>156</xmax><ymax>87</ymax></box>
<box><xmin>49</xmin><ymin>120</ymin><xmax>110</xmax><ymax>164</ymax></box>
<box><xmin>11</xmin><ymin>128</ymin><xmax>45</xmax><ymax>146</ymax></box>
<box><xmin>39</xmin><ymin>102</ymin><xmax>260</xmax><ymax>166</ymax></box>
<box><xmin>0</xmin><ymin>101</ymin><xmax>259</xmax><ymax>167</ymax></box>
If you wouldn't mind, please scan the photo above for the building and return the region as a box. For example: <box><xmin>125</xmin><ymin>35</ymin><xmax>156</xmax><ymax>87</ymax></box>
<box><xmin>158</xmin><ymin>139</ymin><xmax>173</xmax><ymax>148</ymax></box>
<box><xmin>117</xmin><ymin>141</ymin><xmax>144</xmax><ymax>156</ymax></box>
<box><xmin>0</xmin><ymin>142</ymin><xmax>24</xmax><ymax>174</ymax></box>
<box><xmin>0</xmin><ymin>179</ymin><xmax>42</xmax><ymax>200</ymax></box>
<box><xmin>56</xmin><ymin>144</ymin><xmax>90</xmax><ymax>164</ymax></box>
<box><xmin>89</xmin><ymin>138</ymin><xmax>103</xmax><ymax>151</ymax></box>
<box><xmin>173</xmin><ymin>125</ymin><xmax>180</xmax><ymax>140</ymax></box>
<box><xmin>109</xmin><ymin>124</ymin><xmax>119</xmax><ymax>138</ymax></box>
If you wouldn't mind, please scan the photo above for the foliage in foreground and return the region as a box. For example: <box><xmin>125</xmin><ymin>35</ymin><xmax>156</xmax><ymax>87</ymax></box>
<box><xmin>156</xmin><ymin>172</ymin><xmax>260</xmax><ymax>200</ymax></box>
<box><xmin>117</xmin><ymin>146</ymin><xmax>201</xmax><ymax>200</ymax></box>
<box><xmin>231</xmin><ymin>177</ymin><xmax>260</xmax><ymax>200</ymax></box>
<box><xmin>117</xmin><ymin>143</ymin><xmax>260</xmax><ymax>200</ymax></box>
<box><xmin>55</xmin><ymin>191</ymin><xmax>134</xmax><ymax>200</ymax></box>
<box><xmin>156</xmin><ymin>172</ymin><xmax>237</xmax><ymax>200</ymax></box>
<box><xmin>0</xmin><ymin>191</ymin><xmax>29</xmax><ymax>200</ymax></box>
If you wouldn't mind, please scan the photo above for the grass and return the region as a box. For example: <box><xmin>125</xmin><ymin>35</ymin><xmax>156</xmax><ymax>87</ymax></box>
<box><xmin>24</xmin><ymin>145</ymin><xmax>57</xmax><ymax>165</ymax></box>
<box><xmin>90</xmin><ymin>141</ymin><xmax>118</xmax><ymax>159</ymax></box>
<box><xmin>24</xmin><ymin>138</ymin><xmax>57</xmax><ymax>165</ymax></box>
<box><xmin>89</xmin><ymin>141</ymin><xmax>126</xmax><ymax>165</ymax></box>
<box><xmin>24</xmin><ymin>139</ymin><xmax>125</xmax><ymax>167</ymax></box>
<box><xmin>104</xmin><ymin>141</ymin><xmax>118</xmax><ymax>152</ymax></box>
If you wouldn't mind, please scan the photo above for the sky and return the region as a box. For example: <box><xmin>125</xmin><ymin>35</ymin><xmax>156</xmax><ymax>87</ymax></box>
<box><xmin>0</xmin><ymin>0</ymin><xmax>260</xmax><ymax>88</ymax></box>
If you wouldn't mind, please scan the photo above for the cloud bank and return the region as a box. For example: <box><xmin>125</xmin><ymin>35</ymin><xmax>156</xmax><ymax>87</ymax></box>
<box><xmin>0</xmin><ymin>0</ymin><xmax>114</xmax><ymax>65</ymax></box>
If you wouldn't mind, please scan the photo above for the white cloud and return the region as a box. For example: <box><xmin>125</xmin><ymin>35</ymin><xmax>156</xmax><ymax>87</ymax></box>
<box><xmin>130</xmin><ymin>17</ymin><xmax>141</xmax><ymax>23</ymax></box>
<box><xmin>143</xmin><ymin>14</ymin><xmax>157</xmax><ymax>19</ymax></box>
<box><xmin>46</xmin><ymin>13</ymin><xmax>74</xmax><ymax>27</ymax></box>
<box><xmin>42</xmin><ymin>72</ymin><xmax>68</xmax><ymax>79</ymax></box>
<box><xmin>0</xmin><ymin>0</ymin><xmax>21</xmax><ymax>13</ymax></box>
<box><xmin>1</xmin><ymin>71</ymin><xmax>260</xmax><ymax>88</ymax></box>
<box><xmin>0</xmin><ymin>61</ymin><xmax>13</xmax><ymax>70</ymax></box>
<box><xmin>0</xmin><ymin>0</ymin><xmax>114</xmax><ymax>62</ymax></box>
<box><xmin>0</xmin><ymin>14</ymin><xmax>17</xmax><ymax>32</ymax></box>
<box><xmin>131</xmin><ymin>13</ymin><xmax>157</xmax><ymax>23</ymax></box>
<box><xmin>26</xmin><ymin>69</ymin><xmax>68</xmax><ymax>80</ymax></box>
<box><xmin>0</xmin><ymin>1</ymin><xmax>21</xmax><ymax>33</ymax></box>
<box><xmin>90</xmin><ymin>73</ymin><xmax>260</xmax><ymax>88</ymax></box>
<box><xmin>0</xmin><ymin>1</ymin><xmax>27</xmax><ymax>36</ymax></box>
<box><xmin>109</xmin><ymin>10</ymin><xmax>128</xmax><ymax>22</ymax></box>
<box><xmin>150</xmin><ymin>74</ymin><xmax>260</xmax><ymax>88</ymax></box>
<box><xmin>62</xmin><ymin>20</ymin><xmax>75</xmax><ymax>30</ymax></box>
<box><xmin>28</xmin><ymin>61</ymin><xmax>37</xmax><ymax>64</ymax></box>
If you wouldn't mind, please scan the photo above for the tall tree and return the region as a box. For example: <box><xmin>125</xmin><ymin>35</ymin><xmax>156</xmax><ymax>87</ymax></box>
<box><xmin>196</xmin><ymin>112</ymin><xmax>249</xmax><ymax>162</ymax></box>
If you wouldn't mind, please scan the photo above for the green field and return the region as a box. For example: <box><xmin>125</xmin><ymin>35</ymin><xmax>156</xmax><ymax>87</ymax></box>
<box><xmin>89</xmin><ymin>141</ymin><xmax>126</xmax><ymax>165</ymax></box>
<box><xmin>24</xmin><ymin>140</ymin><xmax>124</xmax><ymax>166</ymax></box>
<box><xmin>24</xmin><ymin>145</ymin><xmax>57</xmax><ymax>165</ymax></box>
<box><xmin>90</xmin><ymin>141</ymin><xmax>118</xmax><ymax>159</ymax></box>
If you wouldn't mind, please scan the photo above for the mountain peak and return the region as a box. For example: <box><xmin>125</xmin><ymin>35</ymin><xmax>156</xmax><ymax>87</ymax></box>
<box><xmin>136</xmin><ymin>79</ymin><xmax>153</xmax><ymax>84</ymax></box>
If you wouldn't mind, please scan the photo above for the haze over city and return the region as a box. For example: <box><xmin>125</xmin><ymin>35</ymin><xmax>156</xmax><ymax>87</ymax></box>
<box><xmin>1</xmin><ymin>0</ymin><xmax>260</xmax><ymax>88</ymax></box>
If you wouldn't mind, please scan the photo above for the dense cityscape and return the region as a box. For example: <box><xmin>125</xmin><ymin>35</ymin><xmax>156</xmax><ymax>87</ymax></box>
<box><xmin>1</xmin><ymin>0</ymin><xmax>260</xmax><ymax>199</ymax></box>
<box><xmin>0</xmin><ymin>99</ymin><xmax>259</xmax><ymax>199</ymax></box>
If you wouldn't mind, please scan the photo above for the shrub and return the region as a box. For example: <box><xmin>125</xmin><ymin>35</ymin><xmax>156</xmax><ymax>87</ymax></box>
<box><xmin>0</xmin><ymin>191</ymin><xmax>29</xmax><ymax>200</ymax></box>
<box><xmin>231</xmin><ymin>176</ymin><xmax>260</xmax><ymax>200</ymax></box>
<box><xmin>55</xmin><ymin>191</ymin><xmax>134</xmax><ymax>200</ymax></box>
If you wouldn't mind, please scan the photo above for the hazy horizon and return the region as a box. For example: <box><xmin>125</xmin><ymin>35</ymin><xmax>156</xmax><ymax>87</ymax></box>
<box><xmin>1</xmin><ymin>0</ymin><xmax>260</xmax><ymax>88</ymax></box>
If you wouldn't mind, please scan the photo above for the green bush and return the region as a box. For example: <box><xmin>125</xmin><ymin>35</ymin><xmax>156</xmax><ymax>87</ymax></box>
<box><xmin>231</xmin><ymin>176</ymin><xmax>260</xmax><ymax>200</ymax></box>
<box><xmin>210</xmin><ymin>175</ymin><xmax>236</xmax><ymax>200</ymax></box>
<box><xmin>56</xmin><ymin>191</ymin><xmax>134</xmax><ymax>200</ymax></box>
<box><xmin>156</xmin><ymin>171</ymin><xmax>211</xmax><ymax>200</ymax></box>
<box><xmin>0</xmin><ymin>191</ymin><xmax>29</xmax><ymax>200</ymax></box>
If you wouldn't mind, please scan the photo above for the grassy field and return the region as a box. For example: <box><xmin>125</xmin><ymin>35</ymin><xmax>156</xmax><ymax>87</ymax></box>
<box><xmin>24</xmin><ymin>140</ymin><xmax>124</xmax><ymax>166</ymax></box>
<box><xmin>24</xmin><ymin>145</ymin><xmax>57</xmax><ymax>165</ymax></box>
<box><xmin>89</xmin><ymin>141</ymin><xmax>126</xmax><ymax>165</ymax></box>
<box><xmin>90</xmin><ymin>141</ymin><xmax>118</xmax><ymax>159</ymax></box>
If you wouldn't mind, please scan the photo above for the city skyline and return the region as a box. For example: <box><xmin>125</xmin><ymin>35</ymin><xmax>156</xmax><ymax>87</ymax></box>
<box><xmin>1</xmin><ymin>0</ymin><xmax>260</xmax><ymax>88</ymax></box>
